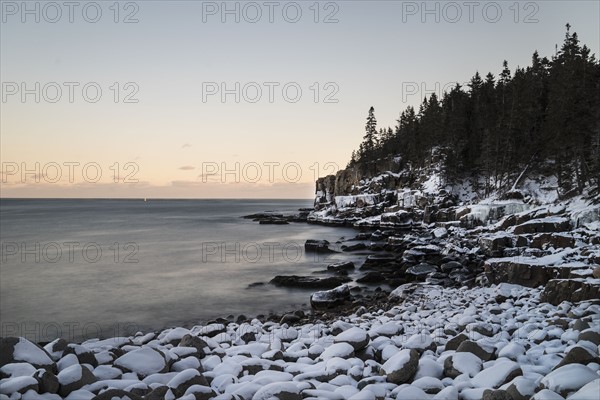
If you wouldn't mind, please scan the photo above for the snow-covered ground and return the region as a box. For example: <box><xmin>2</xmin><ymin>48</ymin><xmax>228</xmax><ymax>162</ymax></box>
<box><xmin>1</xmin><ymin>283</ymin><xmax>598</xmax><ymax>399</ymax></box>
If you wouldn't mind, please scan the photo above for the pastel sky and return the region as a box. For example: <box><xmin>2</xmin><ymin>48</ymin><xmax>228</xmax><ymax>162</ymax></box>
<box><xmin>1</xmin><ymin>0</ymin><xmax>599</xmax><ymax>198</ymax></box>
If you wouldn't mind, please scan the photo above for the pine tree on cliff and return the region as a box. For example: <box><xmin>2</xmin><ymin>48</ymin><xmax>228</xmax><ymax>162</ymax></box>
<box><xmin>363</xmin><ymin>106</ymin><xmax>378</xmax><ymax>160</ymax></box>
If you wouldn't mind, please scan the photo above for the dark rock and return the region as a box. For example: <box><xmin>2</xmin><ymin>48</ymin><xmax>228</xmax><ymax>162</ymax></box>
<box><xmin>479</xmin><ymin>235</ymin><xmax>514</xmax><ymax>257</ymax></box>
<box><xmin>305</xmin><ymin>239</ymin><xmax>338</xmax><ymax>253</ymax></box>
<box><xmin>280</xmin><ymin>313</ymin><xmax>301</xmax><ymax>325</ymax></box>
<box><xmin>34</xmin><ymin>369</ymin><xmax>59</xmax><ymax>394</ymax></box>
<box><xmin>441</xmin><ymin>261</ymin><xmax>463</xmax><ymax>273</ymax></box>
<box><xmin>482</xmin><ymin>389</ymin><xmax>512</xmax><ymax>400</ymax></box>
<box><xmin>513</xmin><ymin>217</ymin><xmax>570</xmax><ymax>234</ymax></box>
<box><xmin>531</xmin><ymin>233</ymin><xmax>575</xmax><ymax>249</ymax></box>
<box><xmin>258</xmin><ymin>218</ymin><xmax>289</xmax><ymax>224</ymax></box>
<box><xmin>179</xmin><ymin>335</ymin><xmax>209</xmax><ymax>359</ymax></box>
<box><xmin>65</xmin><ymin>344</ymin><xmax>98</xmax><ymax>367</ymax></box>
<box><xmin>43</xmin><ymin>338</ymin><xmax>68</xmax><ymax>360</ymax></box>
<box><xmin>58</xmin><ymin>364</ymin><xmax>98</xmax><ymax>397</ymax></box>
<box><xmin>360</xmin><ymin>254</ymin><xmax>397</xmax><ymax>270</ymax></box>
<box><xmin>341</xmin><ymin>242</ymin><xmax>368</xmax><ymax>252</ymax></box>
<box><xmin>485</xmin><ymin>260</ymin><xmax>574</xmax><ymax>288</ymax></box>
<box><xmin>382</xmin><ymin>349</ymin><xmax>420</xmax><ymax>384</ymax></box>
<box><xmin>540</xmin><ymin>279</ymin><xmax>600</xmax><ymax>305</ymax></box>
<box><xmin>356</xmin><ymin>271</ymin><xmax>386</xmax><ymax>283</ymax></box>
<box><xmin>554</xmin><ymin>346</ymin><xmax>598</xmax><ymax>369</ymax></box>
<box><xmin>169</xmin><ymin>369</ymin><xmax>209</xmax><ymax>397</ymax></box>
<box><xmin>241</xmin><ymin>331</ymin><xmax>257</xmax><ymax>343</ymax></box>
<box><xmin>578</xmin><ymin>329</ymin><xmax>600</xmax><ymax>346</ymax></box>
<box><xmin>144</xmin><ymin>386</ymin><xmax>171</xmax><ymax>400</ymax></box>
<box><xmin>92</xmin><ymin>389</ymin><xmax>144</xmax><ymax>400</ymax></box>
<box><xmin>456</xmin><ymin>340</ymin><xmax>494</xmax><ymax>361</ymax></box>
<box><xmin>380</xmin><ymin>211</ymin><xmax>413</xmax><ymax>228</ymax></box>
<box><xmin>572</xmin><ymin>319</ymin><xmax>590</xmax><ymax>331</ymax></box>
<box><xmin>327</xmin><ymin>261</ymin><xmax>355</xmax><ymax>273</ymax></box>
<box><xmin>271</xmin><ymin>275</ymin><xmax>351</xmax><ymax>289</ymax></box>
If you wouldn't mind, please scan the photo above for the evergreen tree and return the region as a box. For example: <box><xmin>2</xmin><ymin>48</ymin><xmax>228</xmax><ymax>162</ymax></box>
<box><xmin>362</xmin><ymin>106</ymin><xmax>378</xmax><ymax>160</ymax></box>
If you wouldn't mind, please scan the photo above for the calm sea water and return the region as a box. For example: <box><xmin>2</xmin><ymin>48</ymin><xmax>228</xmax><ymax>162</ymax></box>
<box><xmin>0</xmin><ymin>199</ymin><xmax>360</xmax><ymax>342</ymax></box>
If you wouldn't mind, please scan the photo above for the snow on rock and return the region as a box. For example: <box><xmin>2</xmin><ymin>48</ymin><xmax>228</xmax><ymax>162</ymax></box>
<box><xmin>540</xmin><ymin>364</ymin><xmax>599</xmax><ymax>397</ymax></box>
<box><xmin>252</xmin><ymin>381</ymin><xmax>300</xmax><ymax>400</ymax></box>
<box><xmin>2</xmin><ymin>277</ymin><xmax>600</xmax><ymax>399</ymax></box>
<box><xmin>471</xmin><ymin>359</ymin><xmax>522</xmax><ymax>388</ymax></box>
<box><xmin>443</xmin><ymin>352</ymin><xmax>482</xmax><ymax>378</ymax></box>
<box><xmin>56</xmin><ymin>364</ymin><xmax>97</xmax><ymax>397</ymax></box>
<box><xmin>0</xmin><ymin>338</ymin><xmax>54</xmax><ymax>370</ymax></box>
<box><xmin>569</xmin><ymin>378</ymin><xmax>600</xmax><ymax>400</ymax></box>
<box><xmin>333</xmin><ymin>327</ymin><xmax>369</xmax><ymax>351</ymax></box>
<box><xmin>319</xmin><ymin>342</ymin><xmax>355</xmax><ymax>360</ymax></box>
<box><xmin>113</xmin><ymin>347</ymin><xmax>167</xmax><ymax>377</ymax></box>
<box><xmin>382</xmin><ymin>349</ymin><xmax>420</xmax><ymax>384</ymax></box>
<box><xmin>0</xmin><ymin>376</ymin><xmax>38</xmax><ymax>395</ymax></box>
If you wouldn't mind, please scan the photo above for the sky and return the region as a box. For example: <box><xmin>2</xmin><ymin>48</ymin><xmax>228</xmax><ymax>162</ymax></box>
<box><xmin>1</xmin><ymin>0</ymin><xmax>599</xmax><ymax>198</ymax></box>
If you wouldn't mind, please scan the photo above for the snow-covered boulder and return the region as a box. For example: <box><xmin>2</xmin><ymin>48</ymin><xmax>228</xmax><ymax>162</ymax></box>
<box><xmin>381</xmin><ymin>349</ymin><xmax>419</xmax><ymax>384</ymax></box>
<box><xmin>540</xmin><ymin>364</ymin><xmax>599</xmax><ymax>397</ymax></box>
<box><xmin>114</xmin><ymin>347</ymin><xmax>168</xmax><ymax>378</ymax></box>
<box><xmin>334</xmin><ymin>327</ymin><xmax>370</xmax><ymax>351</ymax></box>
<box><xmin>0</xmin><ymin>337</ymin><xmax>55</xmax><ymax>371</ymax></box>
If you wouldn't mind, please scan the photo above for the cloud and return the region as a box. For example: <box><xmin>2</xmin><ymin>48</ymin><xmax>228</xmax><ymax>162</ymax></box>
<box><xmin>181</xmin><ymin>143</ymin><xmax>192</xmax><ymax>149</ymax></box>
<box><xmin>179</xmin><ymin>166</ymin><xmax>195</xmax><ymax>171</ymax></box>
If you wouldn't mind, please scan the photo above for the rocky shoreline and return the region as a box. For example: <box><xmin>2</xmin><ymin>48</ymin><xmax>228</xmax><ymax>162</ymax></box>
<box><xmin>1</xmin><ymin>282</ymin><xmax>598</xmax><ymax>400</ymax></box>
<box><xmin>2</xmin><ymin>188</ymin><xmax>599</xmax><ymax>399</ymax></box>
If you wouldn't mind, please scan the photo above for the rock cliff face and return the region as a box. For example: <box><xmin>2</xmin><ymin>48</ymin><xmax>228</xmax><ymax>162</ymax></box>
<box><xmin>314</xmin><ymin>157</ymin><xmax>408</xmax><ymax>208</ymax></box>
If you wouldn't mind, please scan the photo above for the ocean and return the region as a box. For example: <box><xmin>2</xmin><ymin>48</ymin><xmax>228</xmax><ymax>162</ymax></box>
<box><xmin>0</xmin><ymin>199</ymin><xmax>360</xmax><ymax>342</ymax></box>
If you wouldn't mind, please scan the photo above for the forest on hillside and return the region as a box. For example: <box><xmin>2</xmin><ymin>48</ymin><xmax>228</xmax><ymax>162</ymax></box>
<box><xmin>350</xmin><ymin>25</ymin><xmax>600</xmax><ymax>196</ymax></box>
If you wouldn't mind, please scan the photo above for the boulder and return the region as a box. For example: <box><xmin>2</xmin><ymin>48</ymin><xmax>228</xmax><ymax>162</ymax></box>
<box><xmin>0</xmin><ymin>337</ymin><xmax>55</xmax><ymax>371</ymax></box>
<box><xmin>0</xmin><ymin>376</ymin><xmax>38</xmax><ymax>395</ymax></box>
<box><xmin>57</xmin><ymin>364</ymin><xmax>98</xmax><ymax>397</ymax></box>
<box><xmin>34</xmin><ymin>369</ymin><xmax>59</xmax><ymax>394</ymax></box>
<box><xmin>540</xmin><ymin>279</ymin><xmax>600</xmax><ymax>305</ymax></box>
<box><xmin>380</xmin><ymin>211</ymin><xmax>413</xmax><ymax>228</ymax></box>
<box><xmin>484</xmin><ymin>260</ymin><xmax>573</xmax><ymax>288</ymax></box>
<box><xmin>92</xmin><ymin>389</ymin><xmax>144</xmax><ymax>400</ymax></box>
<box><xmin>531</xmin><ymin>233</ymin><xmax>575</xmax><ymax>249</ymax></box>
<box><xmin>167</xmin><ymin>368</ymin><xmax>209</xmax><ymax>397</ymax></box>
<box><xmin>271</xmin><ymin>275</ymin><xmax>351</xmax><ymax>289</ymax></box>
<box><xmin>178</xmin><ymin>335</ymin><xmax>209</xmax><ymax>359</ymax></box>
<box><xmin>471</xmin><ymin>359</ymin><xmax>522</xmax><ymax>388</ymax></box>
<box><xmin>406</xmin><ymin>263</ymin><xmax>438</xmax><ymax>278</ymax></box>
<box><xmin>513</xmin><ymin>217</ymin><xmax>570</xmax><ymax>234</ymax></box>
<box><xmin>334</xmin><ymin>327</ymin><xmax>370</xmax><ymax>351</ymax></box>
<box><xmin>456</xmin><ymin>340</ymin><xmax>494</xmax><ymax>361</ymax></box>
<box><xmin>310</xmin><ymin>285</ymin><xmax>351</xmax><ymax>309</ymax></box>
<box><xmin>445</xmin><ymin>333</ymin><xmax>468</xmax><ymax>351</ymax></box>
<box><xmin>554</xmin><ymin>346</ymin><xmax>597</xmax><ymax>369</ymax></box>
<box><xmin>327</xmin><ymin>261</ymin><xmax>355</xmax><ymax>273</ymax></box>
<box><xmin>479</xmin><ymin>234</ymin><xmax>514</xmax><ymax>257</ymax></box>
<box><xmin>381</xmin><ymin>348</ymin><xmax>419</xmax><ymax>384</ymax></box>
<box><xmin>443</xmin><ymin>352</ymin><xmax>482</xmax><ymax>378</ymax></box>
<box><xmin>304</xmin><ymin>239</ymin><xmax>337</xmax><ymax>253</ymax></box>
<box><xmin>113</xmin><ymin>347</ymin><xmax>168</xmax><ymax>378</ymax></box>
<box><xmin>540</xmin><ymin>364</ymin><xmax>599</xmax><ymax>397</ymax></box>
<box><xmin>252</xmin><ymin>382</ymin><xmax>301</xmax><ymax>400</ymax></box>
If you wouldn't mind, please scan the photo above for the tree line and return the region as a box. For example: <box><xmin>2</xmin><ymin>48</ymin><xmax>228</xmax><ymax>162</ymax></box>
<box><xmin>350</xmin><ymin>25</ymin><xmax>600</xmax><ymax>196</ymax></box>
